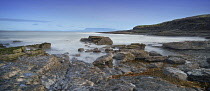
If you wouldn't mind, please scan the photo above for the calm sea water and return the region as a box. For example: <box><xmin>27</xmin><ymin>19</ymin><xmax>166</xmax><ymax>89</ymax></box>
<box><xmin>0</xmin><ymin>31</ymin><xmax>206</xmax><ymax>63</ymax></box>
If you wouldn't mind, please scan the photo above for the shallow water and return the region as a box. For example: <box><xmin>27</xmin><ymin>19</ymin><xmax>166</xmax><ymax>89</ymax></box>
<box><xmin>0</xmin><ymin>31</ymin><xmax>206</xmax><ymax>63</ymax></box>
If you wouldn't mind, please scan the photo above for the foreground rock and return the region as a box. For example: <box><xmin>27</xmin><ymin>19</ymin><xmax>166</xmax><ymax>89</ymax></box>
<box><xmin>80</xmin><ymin>36</ymin><xmax>113</xmax><ymax>45</ymax></box>
<box><xmin>163</xmin><ymin>41</ymin><xmax>210</xmax><ymax>50</ymax></box>
<box><xmin>163</xmin><ymin>67</ymin><xmax>188</xmax><ymax>80</ymax></box>
<box><xmin>187</xmin><ymin>68</ymin><xmax>210</xmax><ymax>83</ymax></box>
<box><xmin>0</xmin><ymin>43</ymin><xmax>51</xmax><ymax>61</ymax></box>
<box><xmin>0</xmin><ymin>53</ymin><xmax>70</xmax><ymax>91</ymax></box>
<box><xmin>93</xmin><ymin>53</ymin><xmax>113</xmax><ymax>68</ymax></box>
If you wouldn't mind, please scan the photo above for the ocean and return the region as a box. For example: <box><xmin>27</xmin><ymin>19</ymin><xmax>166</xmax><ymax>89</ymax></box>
<box><xmin>0</xmin><ymin>31</ymin><xmax>206</xmax><ymax>63</ymax></box>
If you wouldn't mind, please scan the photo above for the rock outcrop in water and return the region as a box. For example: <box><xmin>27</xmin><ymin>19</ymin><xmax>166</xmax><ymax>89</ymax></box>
<box><xmin>163</xmin><ymin>41</ymin><xmax>210</xmax><ymax>50</ymax></box>
<box><xmin>1</xmin><ymin>37</ymin><xmax>210</xmax><ymax>90</ymax></box>
<box><xmin>80</xmin><ymin>36</ymin><xmax>113</xmax><ymax>45</ymax></box>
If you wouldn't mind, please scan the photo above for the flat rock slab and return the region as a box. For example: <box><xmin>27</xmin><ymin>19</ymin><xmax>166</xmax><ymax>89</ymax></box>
<box><xmin>163</xmin><ymin>67</ymin><xmax>188</xmax><ymax>80</ymax></box>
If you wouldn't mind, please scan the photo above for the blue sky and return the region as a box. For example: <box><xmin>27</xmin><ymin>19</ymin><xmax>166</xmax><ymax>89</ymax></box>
<box><xmin>0</xmin><ymin>0</ymin><xmax>210</xmax><ymax>31</ymax></box>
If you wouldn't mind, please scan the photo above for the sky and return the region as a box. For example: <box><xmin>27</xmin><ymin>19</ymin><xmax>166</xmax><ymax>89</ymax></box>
<box><xmin>0</xmin><ymin>0</ymin><xmax>210</xmax><ymax>31</ymax></box>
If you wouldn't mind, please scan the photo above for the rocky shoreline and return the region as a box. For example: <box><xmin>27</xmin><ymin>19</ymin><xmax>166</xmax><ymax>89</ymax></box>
<box><xmin>0</xmin><ymin>36</ymin><xmax>210</xmax><ymax>91</ymax></box>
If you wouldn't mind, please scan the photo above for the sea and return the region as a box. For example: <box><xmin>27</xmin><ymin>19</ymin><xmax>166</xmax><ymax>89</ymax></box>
<box><xmin>0</xmin><ymin>31</ymin><xmax>206</xmax><ymax>63</ymax></box>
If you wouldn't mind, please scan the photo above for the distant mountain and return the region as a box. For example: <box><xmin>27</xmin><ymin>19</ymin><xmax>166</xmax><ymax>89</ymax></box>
<box><xmin>76</xmin><ymin>28</ymin><xmax>117</xmax><ymax>32</ymax></box>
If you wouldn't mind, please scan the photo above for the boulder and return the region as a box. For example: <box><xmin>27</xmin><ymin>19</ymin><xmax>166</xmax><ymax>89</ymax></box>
<box><xmin>149</xmin><ymin>51</ymin><xmax>162</xmax><ymax>56</ymax></box>
<box><xmin>163</xmin><ymin>67</ymin><xmax>188</xmax><ymax>80</ymax></box>
<box><xmin>105</xmin><ymin>48</ymin><xmax>114</xmax><ymax>53</ymax></box>
<box><xmin>121</xmin><ymin>49</ymin><xmax>149</xmax><ymax>60</ymax></box>
<box><xmin>146</xmin><ymin>56</ymin><xmax>167</xmax><ymax>62</ymax></box>
<box><xmin>78</xmin><ymin>48</ymin><xmax>84</xmax><ymax>52</ymax></box>
<box><xmin>13</xmin><ymin>40</ymin><xmax>22</xmax><ymax>43</ymax></box>
<box><xmin>177</xmin><ymin>63</ymin><xmax>200</xmax><ymax>72</ymax></box>
<box><xmin>93</xmin><ymin>53</ymin><xmax>113</xmax><ymax>68</ymax></box>
<box><xmin>80</xmin><ymin>38</ymin><xmax>89</xmax><ymax>42</ymax></box>
<box><xmin>163</xmin><ymin>41</ymin><xmax>210</xmax><ymax>50</ymax></box>
<box><xmin>126</xmin><ymin>43</ymin><xmax>146</xmax><ymax>50</ymax></box>
<box><xmin>80</xmin><ymin>36</ymin><xmax>113</xmax><ymax>45</ymax></box>
<box><xmin>93</xmin><ymin>48</ymin><xmax>101</xmax><ymax>53</ymax></box>
<box><xmin>207</xmin><ymin>58</ymin><xmax>210</xmax><ymax>64</ymax></box>
<box><xmin>113</xmin><ymin>52</ymin><xmax>135</xmax><ymax>62</ymax></box>
<box><xmin>27</xmin><ymin>43</ymin><xmax>51</xmax><ymax>49</ymax></box>
<box><xmin>187</xmin><ymin>68</ymin><xmax>210</xmax><ymax>83</ymax></box>
<box><xmin>167</xmin><ymin>55</ymin><xmax>186</xmax><ymax>64</ymax></box>
<box><xmin>0</xmin><ymin>44</ymin><xmax>6</xmax><ymax>48</ymax></box>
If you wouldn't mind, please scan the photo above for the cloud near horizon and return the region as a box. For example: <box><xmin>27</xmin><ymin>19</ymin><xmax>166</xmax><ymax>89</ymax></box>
<box><xmin>0</xmin><ymin>18</ymin><xmax>50</xmax><ymax>23</ymax></box>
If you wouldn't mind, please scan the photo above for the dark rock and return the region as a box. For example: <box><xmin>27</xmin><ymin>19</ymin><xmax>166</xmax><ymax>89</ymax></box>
<box><xmin>147</xmin><ymin>62</ymin><xmax>163</xmax><ymax>68</ymax></box>
<box><xmin>78</xmin><ymin>48</ymin><xmax>84</xmax><ymax>52</ymax></box>
<box><xmin>81</xmin><ymin>36</ymin><xmax>113</xmax><ymax>45</ymax></box>
<box><xmin>163</xmin><ymin>67</ymin><xmax>188</xmax><ymax>80</ymax></box>
<box><xmin>163</xmin><ymin>41</ymin><xmax>210</xmax><ymax>50</ymax></box>
<box><xmin>88</xmin><ymin>36</ymin><xmax>113</xmax><ymax>45</ymax></box>
<box><xmin>105</xmin><ymin>48</ymin><xmax>114</xmax><ymax>53</ymax></box>
<box><xmin>27</xmin><ymin>43</ymin><xmax>51</xmax><ymax>49</ymax></box>
<box><xmin>167</xmin><ymin>55</ymin><xmax>186</xmax><ymax>64</ymax></box>
<box><xmin>146</xmin><ymin>56</ymin><xmax>167</xmax><ymax>62</ymax></box>
<box><xmin>80</xmin><ymin>38</ymin><xmax>89</xmax><ymax>42</ymax></box>
<box><xmin>187</xmin><ymin>68</ymin><xmax>210</xmax><ymax>83</ymax></box>
<box><xmin>121</xmin><ymin>49</ymin><xmax>149</xmax><ymax>60</ymax></box>
<box><xmin>93</xmin><ymin>53</ymin><xmax>113</xmax><ymax>68</ymax></box>
<box><xmin>13</xmin><ymin>40</ymin><xmax>22</xmax><ymax>43</ymax></box>
<box><xmin>93</xmin><ymin>48</ymin><xmax>101</xmax><ymax>53</ymax></box>
<box><xmin>113</xmin><ymin>52</ymin><xmax>135</xmax><ymax>62</ymax></box>
<box><xmin>177</xmin><ymin>63</ymin><xmax>200</xmax><ymax>72</ymax></box>
<box><xmin>85</xmin><ymin>49</ymin><xmax>93</xmax><ymax>52</ymax></box>
<box><xmin>0</xmin><ymin>44</ymin><xmax>6</xmax><ymax>48</ymax></box>
<box><xmin>149</xmin><ymin>51</ymin><xmax>162</xmax><ymax>56</ymax></box>
<box><xmin>126</xmin><ymin>43</ymin><xmax>146</xmax><ymax>50</ymax></box>
<box><xmin>206</xmin><ymin>36</ymin><xmax>210</xmax><ymax>39</ymax></box>
<box><xmin>207</xmin><ymin>58</ymin><xmax>210</xmax><ymax>64</ymax></box>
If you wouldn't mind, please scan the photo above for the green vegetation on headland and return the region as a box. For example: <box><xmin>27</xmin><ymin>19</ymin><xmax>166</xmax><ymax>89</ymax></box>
<box><xmin>102</xmin><ymin>14</ymin><xmax>210</xmax><ymax>37</ymax></box>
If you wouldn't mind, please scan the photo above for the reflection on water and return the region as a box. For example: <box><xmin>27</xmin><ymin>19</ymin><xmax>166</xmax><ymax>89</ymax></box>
<box><xmin>0</xmin><ymin>31</ymin><xmax>206</xmax><ymax>63</ymax></box>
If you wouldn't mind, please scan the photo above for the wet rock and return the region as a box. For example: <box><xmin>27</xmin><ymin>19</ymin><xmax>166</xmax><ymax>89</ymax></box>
<box><xmin>167</xmin><ymin>55</ymin><xmax>186</xmax><ymax>64</ymax></box>
<box><xmin>163</xmin><ymin>41</ymin><xmax>210</xmax><ymax>50</ymax></box>
<box><xmin>93</xmin><ymin>53</ymin><xmax>113</xmax><ymax>68</ymax></box>
<box><xmin>163</xmin><ymin>67</ymin><xmax>188</xmax><ymax>80</ymax></box>
<box><xmin>0</xmin><ymin>44</ymin><xmax>6</xmax><ymax>48</ymax></box>
<box><xmin>93</xmin><ymin>48</ymin><xmax>101</xmax><ymax>53</ymax></box>
<box><xmin>121</xmin><ymin>49</ymin><xmax>149</xmax><ymax>60</ymax></box>
<box><xmin>81</xmin><ymin>36</ymin><xmax>113</xmax><ymax>45</ymax></box>
<box><xmin>13</xmin><ymin>40</ymin><xmax>22</xmax><ymax>43</ymax></box>
<box><xmin>85</xmin><ymin>49</ymin><xmax>93</xmax><ymax>52</ymax></box>
<box><xmin>0</xmin><ymin>46</ymin><xmax>26</xmax><ymax>61</ymax></box>
<box><xmin>105</xmin><ymin>48</ymin><xmax>114</xmax><ymax>53</ymax></box>
<box><xmin>146</xmin><ymin>56</ymin><xmax>167</xmax><ymax>62</ymax></box>
<box><xmin>187</xmin><ymin>68</ymin><xmax>210</xmax><ymax>83</ymax></box>
<box><xmin>149</xmin><ymin>51</ymin><xmax>162</xmax><ymax>56</ymax></box>
<box><xmin>80</xmin><ymin>38</ymin><xmax>89</xmax><ymax>42</ymax></box>
<box><xmin>207</xmin><ymin>58</ymin><xmax>210</xmax><ymax>64</ymax></box>
<box><xmin>126</xmin><ymin>43</ymin><xmax>146</xmax><ymax>50</ymax></box>
<box><xmin>147</xmin><ymin>62</ymin><xmax>163</xmax><ymax>68</ymax></box>
<box><xmin>27</xmin><ymin>43</ymin><xmax>51</xmax><ymax>49</ymax></box>
<box><xmin>78</xmin><ymin>48</ymin><xmax>84</xmax><ymax>52</ymax></box>
<box><xmin>113</xmin><ymin>52</ymin><xmax>135</xmax><ymax>62</ymax></box>
<box><xmin>177</xmin><ymin>63</ymin><xmax>200</xmax><ymax>72</ymax></box>
<box><xmin>88</xmin><ymin>36</ymin><xmax>113</xmax><ymax>45</ymax></box>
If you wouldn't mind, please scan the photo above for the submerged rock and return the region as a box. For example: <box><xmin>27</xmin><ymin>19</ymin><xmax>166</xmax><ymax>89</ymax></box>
<box><xmin>13</xmin><ymin>40</ymin><xmax>22</xmax><ymax>43</ymax></box>
<box><xmin>163</xmin><ymin>67</ymin><xmax>188</xmax><ymax>80</ymax></box>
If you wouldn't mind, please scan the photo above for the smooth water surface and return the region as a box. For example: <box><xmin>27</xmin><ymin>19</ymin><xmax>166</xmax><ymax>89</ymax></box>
<box><xmin>0</xmin><ymin>31</ymin><xmax>206</xmax><ymax>63</ymax></box>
